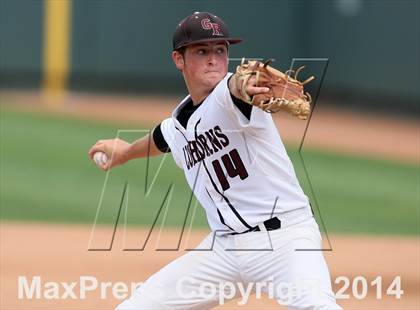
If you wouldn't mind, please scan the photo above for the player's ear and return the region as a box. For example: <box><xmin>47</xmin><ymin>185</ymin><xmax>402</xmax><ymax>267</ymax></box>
<box><xmin>172</xmin><ymin>51</ymin><xmax>184</xmax><ymax>71</ymax></box>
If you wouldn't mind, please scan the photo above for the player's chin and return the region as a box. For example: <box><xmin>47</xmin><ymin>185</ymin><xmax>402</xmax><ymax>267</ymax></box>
<box><xmin>203</xmin><ymin>72</ymin><xmax>225</xmax><ymax>86</ymax></box>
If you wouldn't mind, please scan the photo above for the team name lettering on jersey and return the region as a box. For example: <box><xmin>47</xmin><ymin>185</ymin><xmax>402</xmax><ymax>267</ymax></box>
<box><xmin>182</xmin><ymin>125</ymin><xmax>229</xmax><ymax>169</ymax></box>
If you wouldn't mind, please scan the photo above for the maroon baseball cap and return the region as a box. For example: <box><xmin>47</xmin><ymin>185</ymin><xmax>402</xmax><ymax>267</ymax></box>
<box><xmin>172</xmin><ymin>12</ymin><xmax>242</xmax><ymax>50</ymax></box>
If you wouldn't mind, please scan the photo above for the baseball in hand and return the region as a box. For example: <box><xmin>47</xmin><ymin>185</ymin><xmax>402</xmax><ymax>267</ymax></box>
<box><xmin>93</xmin><ymin>152</ymin><xmax>108</xmax><ymax>167</ymax></box>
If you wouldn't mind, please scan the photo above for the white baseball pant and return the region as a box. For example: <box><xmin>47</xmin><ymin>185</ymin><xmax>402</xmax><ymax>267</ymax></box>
<box><xmin>116</xmin><ymin>216</ymin><xmax>342</xmax><ymax>309</ymax></box>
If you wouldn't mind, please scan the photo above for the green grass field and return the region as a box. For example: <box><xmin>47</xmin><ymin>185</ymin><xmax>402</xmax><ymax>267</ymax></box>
<box><xmin>1</xmin><ymin>107</ymin><xmax>418</xmax><ymax>235</ymax></box>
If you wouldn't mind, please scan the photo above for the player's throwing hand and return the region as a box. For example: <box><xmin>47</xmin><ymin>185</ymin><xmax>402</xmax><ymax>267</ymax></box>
<box><xmin>88</xmin><ymin>138</ymin><xmax>131</xmax><ymax>171</ymax></box>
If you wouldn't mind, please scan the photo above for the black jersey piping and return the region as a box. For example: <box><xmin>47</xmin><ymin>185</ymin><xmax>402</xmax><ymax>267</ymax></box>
<box><xmin>194</xmin><ymin>119</ymin><xmax>252</xmax><ymax>230</ymax></box>
<box><xmin>175</xmin><ymin>126</ymin><xmax>188</xmax><ymax>141</ymax></box>
<box><xmin>175</xmin><ymin>123</ymin><xmax>234</xmax><ymax>231</ymax></box>
<box><xmin>205</xmin><ymin>187</ymin><xmax>235</xmax><ymax>231</ymax></box>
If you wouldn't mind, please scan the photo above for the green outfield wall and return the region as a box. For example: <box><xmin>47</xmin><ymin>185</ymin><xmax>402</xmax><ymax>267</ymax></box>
<box><xmin>0</xmin><ymin>0</ymin><xmax>419</xmax><ymax>112</ymax></box>
<box><xmin>0</xmin><ymin>0</ymin><xmax>44</xmax><ymax>88</ymax></box>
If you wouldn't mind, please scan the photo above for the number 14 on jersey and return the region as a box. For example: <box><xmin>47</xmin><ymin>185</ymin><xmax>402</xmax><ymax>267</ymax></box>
<box><xmin>211</xmin><ymin>149</ymin><xmax>249</xmax><ymax>191</ymax></box>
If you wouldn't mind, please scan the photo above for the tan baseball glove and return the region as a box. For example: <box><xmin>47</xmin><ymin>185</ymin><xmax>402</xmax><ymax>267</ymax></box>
<box><xmin>233</xmin><ymin>58</ymin><xmax>315</xmax><ymax>120</ymax></box>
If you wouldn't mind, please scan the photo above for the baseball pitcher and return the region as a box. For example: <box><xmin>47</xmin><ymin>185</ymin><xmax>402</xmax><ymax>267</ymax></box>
<box><xmin>89</xmin><ymin>12</ymin><xmax>342</xmax><ymax>310</ymax></box>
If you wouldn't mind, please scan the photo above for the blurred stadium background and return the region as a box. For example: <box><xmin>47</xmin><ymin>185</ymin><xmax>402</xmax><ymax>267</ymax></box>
<box><xmin>1</xmin><ymin>1</ymin><xmax>419</xmax><ymax>309</ymax></box>
<box><xmin>1</xmin><ymin>0</ymin><xmax>419</xmax><ymax>112</ymax></box>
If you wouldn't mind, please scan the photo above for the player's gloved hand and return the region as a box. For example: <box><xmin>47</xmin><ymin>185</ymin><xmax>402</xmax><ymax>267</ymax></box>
<box><xmin>88</xmin><ymin>138</ymin><xmax>131</xmax><ymax>171</ymax></box>
<box><xmin>229</xmin><ymin>58</ymin><xmax>314</xmax><ymax>119</ymax></box>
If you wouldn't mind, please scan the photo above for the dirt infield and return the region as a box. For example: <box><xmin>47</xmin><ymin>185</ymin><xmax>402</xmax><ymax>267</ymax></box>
<box><xmin>1</xmin><ymin>90</ymin><xmax>418</xmax><ymax>164</ymax></box>
<box><xmin>1</xmin><ymin>222</ymin><xmax>418</xmax><ymax>310</ymax></box>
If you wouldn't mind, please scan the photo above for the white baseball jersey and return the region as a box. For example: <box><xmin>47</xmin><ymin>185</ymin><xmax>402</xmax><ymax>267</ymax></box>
<box><xmin>160</xmin><ymin>73</ymin><xmax>310</xmax><ymax>233</ymax></box>
<box><xmin>119</xmin><ymin>74</ymin><xmax>341</xmax><ymax>310</ymax></box>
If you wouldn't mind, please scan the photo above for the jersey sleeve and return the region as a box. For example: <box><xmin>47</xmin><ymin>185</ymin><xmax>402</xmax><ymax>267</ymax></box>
<box><xmin>213</xmin><ymin>73</ymin><xmax>272</xmax><ymax>131</ymax></box>
<box><xmin>152</xmin><ymin>123</ymin><xmax>171</xmax><ymax>153</ymax></box>
<box><xmin>230</xmin><ymin>89</ymin><xmax>252</xmax><ymax>121</ymax></box>
<box><xmin>159</xmin><ymin>118</ymin><xmax>184</xmax><ymax>168</ymax></box>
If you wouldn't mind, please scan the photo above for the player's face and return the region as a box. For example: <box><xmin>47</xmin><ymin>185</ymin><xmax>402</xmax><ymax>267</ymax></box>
<box><xmin>178</xmin><ymin>42</ymin><xmax>229</xmax><ymax>90</ymax></box>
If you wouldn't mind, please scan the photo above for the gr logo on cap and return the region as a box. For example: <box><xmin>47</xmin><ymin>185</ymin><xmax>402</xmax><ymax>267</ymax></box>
<box><xmin>201</xmin><ymin>18</ymin><xmax>222</xmax><ymax>36</ymax></box>
<box><xmin>172</xmin><ymin>12</ymin><xmax>242</xmax><ymax>50</ymax></box>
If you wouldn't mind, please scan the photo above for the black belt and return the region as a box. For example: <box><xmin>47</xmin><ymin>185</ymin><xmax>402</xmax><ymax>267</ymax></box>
<box><xmin>229</xmin><ymin>217</ymin><xmax>281</xmax><ymax>235</ymax></box>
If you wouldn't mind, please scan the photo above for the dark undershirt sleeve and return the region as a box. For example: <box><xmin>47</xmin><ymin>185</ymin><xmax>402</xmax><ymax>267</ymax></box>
<box><xmin>228</xmin><ymin>76</ymin><xmax>252</xmax><ymax>121</ymax></box>
<box><xmin>152</xmin><ymin>123</ymin><xmax>171</xmax><ymax>153</ymax></box>
<box><xmin>231</xmin><ymin>94</ymin><xmax>252</xmax><ymax>121</ymax></box>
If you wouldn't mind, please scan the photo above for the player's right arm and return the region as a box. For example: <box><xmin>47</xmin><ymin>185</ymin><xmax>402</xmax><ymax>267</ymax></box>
<box><xmin>88</xmin><ymin>126</ymin><xmax>167</xmax><ymax>171</ymax></box>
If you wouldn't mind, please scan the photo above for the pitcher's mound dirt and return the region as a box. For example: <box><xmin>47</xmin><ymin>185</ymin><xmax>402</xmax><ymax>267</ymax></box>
<box><xmin>1</xmin><ymin>222</ymin><xmax>418</xmax><ymax>309</ymax></box>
